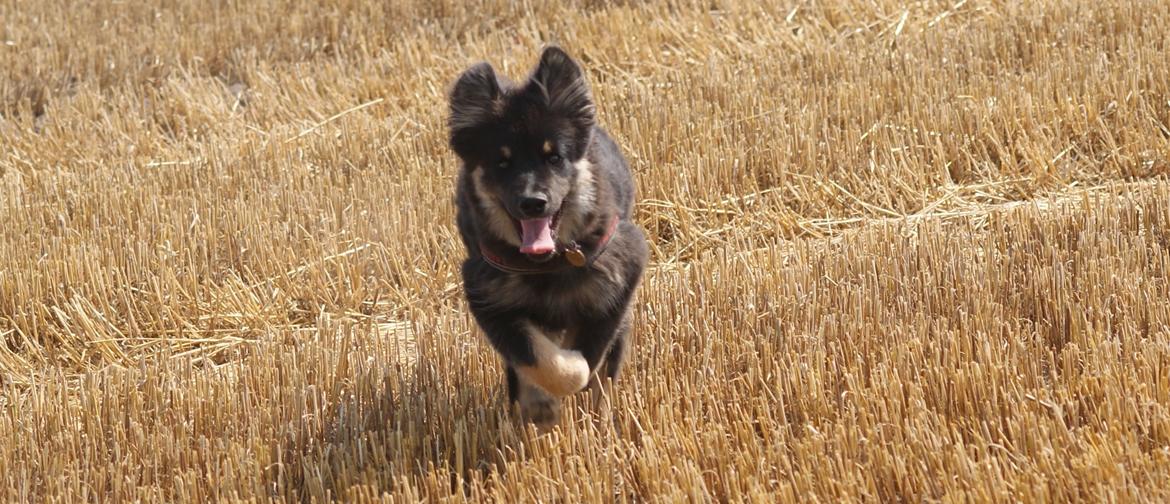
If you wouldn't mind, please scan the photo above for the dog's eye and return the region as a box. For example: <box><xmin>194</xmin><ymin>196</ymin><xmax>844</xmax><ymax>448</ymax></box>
<box><xmin>546</xmin><ymin>154</ymin><xmax>562</xmax><ymax>165</ymax></box>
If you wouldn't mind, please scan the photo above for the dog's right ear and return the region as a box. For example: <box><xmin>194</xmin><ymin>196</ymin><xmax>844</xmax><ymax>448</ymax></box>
<box><xmin>531</xmin><ymin>46</ymin><xmax>594</xmax><ymax>125</ymax></box>
<box><xmin>448</xmin><ymin>62</ymin><xmax>502</xmax><ymax>134</ymax></box>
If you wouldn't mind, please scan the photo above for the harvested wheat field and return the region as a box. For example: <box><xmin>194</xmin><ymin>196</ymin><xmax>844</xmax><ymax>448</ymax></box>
<box><xmin>2</xmin><ymin>0</ymin><xmax>1170</xmax><ymax>501</ymax></box>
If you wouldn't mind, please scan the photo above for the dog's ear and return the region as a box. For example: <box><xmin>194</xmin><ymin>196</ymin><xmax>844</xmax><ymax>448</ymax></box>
<box><xmin>448</xmin><ymin>62</ymin><xmax>502</xmax><ymax>134</ymax></box>
<box><xmin>531</xmin><ymin>46</ymin><xmax>595</xmax><ymax>126</ymax></box>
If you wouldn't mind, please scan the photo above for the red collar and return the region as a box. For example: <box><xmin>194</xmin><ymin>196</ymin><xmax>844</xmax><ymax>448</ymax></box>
<box><xmin>477</xmin><ymin>214</ymin><xmax>620</xmax><ymax>275</ymax></box>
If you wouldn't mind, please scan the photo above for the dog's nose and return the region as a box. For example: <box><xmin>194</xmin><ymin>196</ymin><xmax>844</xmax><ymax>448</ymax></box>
<box><xmin>518</xmin><ymin>196</ymin><xmax>548</xmax><ymax>217</ymax></box>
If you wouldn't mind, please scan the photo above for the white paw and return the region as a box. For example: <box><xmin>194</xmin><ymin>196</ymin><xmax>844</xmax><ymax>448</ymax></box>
<box><xmin>548</xmin><ymin>349</ymin><xmax>590</xmax><ymax>396</ymax></box>
<box><xmin>518</xmin><ymin>348</ymin><xmax>590</xmax><ymax>397</ymax></box>
<box><xmin>519</xmin><ymin>322</ymin><xmax>592</xmax><ymax>397</ymax></box>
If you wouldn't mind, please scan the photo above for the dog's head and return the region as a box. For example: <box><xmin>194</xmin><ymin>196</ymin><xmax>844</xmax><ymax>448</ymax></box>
<box><xmin>447</xmin><ymin>46</ymin><xmax>596</xmax><ymax>259</ymax></box>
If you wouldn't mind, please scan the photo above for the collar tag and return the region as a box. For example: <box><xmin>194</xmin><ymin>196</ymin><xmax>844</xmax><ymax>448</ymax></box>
<box><xmin>564</xmin><ymin>244</ymin><xmax>587</xmax><ymax>267</ymax></box>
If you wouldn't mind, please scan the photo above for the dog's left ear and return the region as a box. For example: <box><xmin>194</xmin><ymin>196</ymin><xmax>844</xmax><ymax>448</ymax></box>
<box><xmin>532</xmin><ymin>46</ymin><xmax>596</xmax><ymax>127</ymax></box>
<box><xmin>449</xmin><ymin>62</ymin><xmax>502</xmax><ymax>133</ymax></box>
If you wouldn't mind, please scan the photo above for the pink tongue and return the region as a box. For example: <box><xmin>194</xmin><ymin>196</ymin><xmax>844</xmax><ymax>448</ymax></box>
<box><xmin>519</xmin><ymin>217</ymin><xmax>556</xmax><ymax>255</ymax></box>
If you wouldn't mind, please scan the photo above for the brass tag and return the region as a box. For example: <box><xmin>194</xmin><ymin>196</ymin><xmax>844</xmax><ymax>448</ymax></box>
<box><xmin>565</xmin><ymin>248</ymin><xmax>586</xmax><ymax>267</ymax></box>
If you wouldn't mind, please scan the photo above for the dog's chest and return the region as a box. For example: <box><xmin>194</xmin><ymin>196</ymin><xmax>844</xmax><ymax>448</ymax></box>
<box><xmin>497</xmin><ymin>266</ymin><xmax>622</xmax><ymax>316</ymax></box>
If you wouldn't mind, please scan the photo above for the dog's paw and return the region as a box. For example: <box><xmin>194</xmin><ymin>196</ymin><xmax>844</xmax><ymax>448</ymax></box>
<box><xmin>588</xmin><ymin>375</ymin><xmax>614</xmax><ymax>411</ymax></box>
<box><xmin>519</xmin><ymin>394</ymin><xmax>561</xmax><ymax>430</ymax></box>
<box><xmin>521</xmin><ymin>348</ymin><xmax>589</xmax><ymax>397</ymax></box>
<box><xmin>520</xmin><ymin>323</ymin><xmax>592</xmax><ymax>397</ymax></box>
<box><xmin>551</xmin><ymin>349</ymin><xmax>590</xmax><ymax>395</ymax></box>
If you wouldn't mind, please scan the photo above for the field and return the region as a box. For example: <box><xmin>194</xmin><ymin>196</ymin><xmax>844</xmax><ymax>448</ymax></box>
<box><xmin>2</xmin><ymin>0</ymin><xmax>1170</xmax><ymax>501</ymax></box>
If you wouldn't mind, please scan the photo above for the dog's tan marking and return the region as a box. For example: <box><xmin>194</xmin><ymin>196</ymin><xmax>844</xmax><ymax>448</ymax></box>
<box><xmin>574</xmin><ymin>158</ymin><xmax>596</xmax><ymax>212</ymax></box>
<box><xmin>500</xmin><ymin>146</ymin><xmax>511</xmax><ymax>159</ymax></box>
<box><xmin>516</xmin><ymin>322</ymin><xmax>590</xmax><ymax>397</ymax></box>
<box><xmin>542</xmin><ymin>140</ymin><xmax>554</xmax><ymax>154</ymax></box>
<box><xmin>555</xmin><ymin>159</ymin><xmax>597</xmax><ymax>245</ymax></box>
<box><xmin>472</xmin><ymin>166</ymin><xmax>521</xmax><ymax>246</ymax></box>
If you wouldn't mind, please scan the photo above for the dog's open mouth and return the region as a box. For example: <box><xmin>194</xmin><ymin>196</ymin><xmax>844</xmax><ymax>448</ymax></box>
<box><xmin>515</xmin><ymin>207</ymin><xmax>563</xmax><ymax>261</ymax></box>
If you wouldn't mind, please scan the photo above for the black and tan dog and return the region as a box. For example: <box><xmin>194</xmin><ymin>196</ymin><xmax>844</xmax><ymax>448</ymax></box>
<box><xmin>446</xmin><ymin>46</ymin><xmax>648</xmax><ymax>428</ymax></box>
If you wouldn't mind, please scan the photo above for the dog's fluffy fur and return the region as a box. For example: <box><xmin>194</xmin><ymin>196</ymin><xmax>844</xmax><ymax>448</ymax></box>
<box><xmin>447</xmin><ymin>46</ymin><xmax>648</xmax><ymax>427</ymax></box>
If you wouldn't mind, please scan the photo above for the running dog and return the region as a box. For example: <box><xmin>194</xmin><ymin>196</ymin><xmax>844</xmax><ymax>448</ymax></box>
<box><xmin>446</xmin><ymin>46</ymin><xmax>648</xmax><ymax>428</ymax></box>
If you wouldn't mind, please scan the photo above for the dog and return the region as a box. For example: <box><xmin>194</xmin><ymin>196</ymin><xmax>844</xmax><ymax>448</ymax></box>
<box><xmin>446</xmin><ymin>46</ymin><xmax>648</xmax><ymax>428</ymax></box>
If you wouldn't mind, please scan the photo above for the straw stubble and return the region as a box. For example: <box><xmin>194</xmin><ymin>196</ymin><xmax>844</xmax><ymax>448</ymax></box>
<box><xmin>1</xmin><ymin>0</ymin><xmax>1169</xmax><ymax>501</ymax></box>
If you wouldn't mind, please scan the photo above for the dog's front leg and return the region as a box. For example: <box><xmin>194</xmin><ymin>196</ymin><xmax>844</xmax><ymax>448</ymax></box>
<box><xmin>514</xmin><ymin>322</ymin><xmax>592</xmax><ymax>397</ymax></box>
<box><xmin>572</xmin><ymin>282</ymin><xmax>638</xmax><ymax>381</ymax></box>
<box><xmin>466</xmin><ymin>305</ymin><xmax>591</xmax><ymax>398</ymax></box>
<box><xmin>469</xmin><ymin>311</ymin><xmax>588</xmax><ymax>429</ymax></box>
<box><xmin>573</xmin><ymin>221</ymin><xmax>648</xmax><ymax>381</ymax></box>
<box><xmin>508</xmin><ymin>365</ymin><xmax>562</xmax><ymax>428</ymax></box>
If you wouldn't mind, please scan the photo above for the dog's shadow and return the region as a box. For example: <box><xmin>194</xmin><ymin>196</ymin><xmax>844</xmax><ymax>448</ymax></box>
<box><xmin>281</xmin><ymin>357</ymin><xmax>612</xmax><ymax>501</ymax></box>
